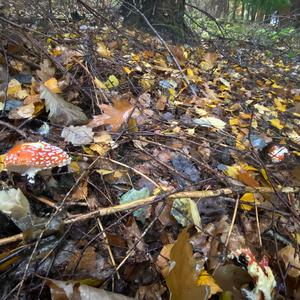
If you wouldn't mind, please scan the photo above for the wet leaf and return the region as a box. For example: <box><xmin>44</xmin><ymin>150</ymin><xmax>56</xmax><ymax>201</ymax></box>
<box><xmin>7</xmin><ymin>79</ymin><xmax>22</xmax><ymax>97</ymax></box>
<box><xmin>120</xmin><ymin>188</ymin><xmax>150</xmax><ymax>223</ymax></box>
<box><xmin>240</xmin><ymin>193</ymin><xmax>260</xmax><ymax>211</ymax></box>
<box><xmin>165</xmin><ymin>228</ymin><xmax>209</xmax><ymax>300</ymax></box>
<box><xmin>171</xmin><ymin>198</ymin><xmax>201</xmax><ymax>230</ymax></box>
<box><xmin>0</xmin><ymin>188</ymin><xmax>33</xmax><ymax>231</ymax></box>
<box><xmin>197</xmin><ymin>270</ymin><xmax>222</xmax><ymax>297</ymax></box>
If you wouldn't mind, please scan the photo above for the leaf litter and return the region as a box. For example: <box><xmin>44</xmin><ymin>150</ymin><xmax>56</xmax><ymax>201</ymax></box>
<box><xmin>0</xmin><ymin>4</ymin><xmax>299</xmax><ymax>300</ymax></box>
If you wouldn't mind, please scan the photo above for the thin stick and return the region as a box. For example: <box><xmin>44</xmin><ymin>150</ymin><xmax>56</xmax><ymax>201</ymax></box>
<box><xmin>0</xmin><ymin>186</ymin><xmax>298</xmax><ymax>246</ymax></box>
<box><xmin>255</xmin><ymin>199</ymin><xmax>262</xmax><ymax>247</ymax></box>
<box><xmin>225</xmin><ymin>195</ymin><xmax>239</xmax><ymax>248</ymax></box>
<box><xmin>0</xmin><ymin>120</ymin><xmax>28</xmax><ymax>139</ymax></box>
<box><xmin>96</xmin><ymin>218</ymin><xmax>120</xmax><ymax>280</ymax></box>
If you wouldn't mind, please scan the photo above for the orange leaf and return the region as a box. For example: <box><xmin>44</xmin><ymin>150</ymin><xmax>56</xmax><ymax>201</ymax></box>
<box><xmin>89</xmin><ymin>99</ymin><xmax>134</xmax><ymax>132</ymax></box>
<box><xmin>237</xmin><ymin>169</ymin><xmax>259</xmax><ymax>187</ymax></box>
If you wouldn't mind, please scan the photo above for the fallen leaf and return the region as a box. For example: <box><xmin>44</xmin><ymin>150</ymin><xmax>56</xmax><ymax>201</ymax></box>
<box><xmin>171</xmin><ymin>198</ymin><xmax>201</xmax><ymax>230</ymax></box>
<box><xmin>193</xmin><ymin>117</ymin><xmax>226</xmax><ymax>130</ymax></box>
<box><xmin>47</xmin><ymin>278</ymin><xmax>134</xmax><ymax>300</ymax></box>
<box><xmin>44</xmin><ymin>77</ymin><xmax>62</xmax><ymax>93</ymax></box>
<box><xmin>40</xmin><ymin>85</ymin><xmax>88</xmax><ymax>125</ymax></box>
<box><xmin>8</xmin><ymin>102</ymin><xmax>35</xmax><ymax>119</ymax></box>
<box><xmin>197</xmin><ymin>270</ymin><xmax>222</xmax><ymax>297</ymax></box>
<box><xmin>96</xmin><ymin>42</ymin><xmax>112</xmax><ymax>58</ymax></box>
<box><xmin>270</xmin><ymin>119</ymin><xmax>284</xmax><ymax>130</ymax></box>
<box><xmin>165</xmin><ymin>228</ymin><xmax>209</xmax><ymax>300</ymax></box>
<box><xmin>37</xmin><ymin>59</ymin><xmax>56</xmax><ymax>82</ymax></box>
<box><xmin>120</xmin><ymin>188</ymin><xmax>150</xmax><ymax>223</ymax></box>
<box><xmin>240</xmin><ymin>193</ymin><xmax>260</xmax><ymax>211</ymax></box>
<box><xmin>61</xmin><ymin>125</ymin><xmax>94</xmax><ymax>146</ymax></box>
<box><xmin>7</xmin><ymin>79</ymin><xmax>22</xmax><ymax>97</ymax></box>
<box><xmin>105</xmin><ymin>75</ymin><xmax>119</xmax><ymax>89</ymax></box>
<box><xmin>88</xmin><ymin>99</ymin><xmax>134</xmax><ymax>132</ymax></box>
<box><xmin>279</xmin><ymin>245</ymin><xmax>300</xmax><ymax>278</ymax></box>
<box><xmin>237</xmin><ymin>169</ymin><xmax>260</xmax><ymax>187</ymax></box>
<box><xmin>0</xmin><ymin>188</ymin><xmax>33</xmax><ymax>231</ymax></box>
<box><xmin>95</xmin><ymin>77</ymin><xmax>108</xmax><ymax>90</ymax></box>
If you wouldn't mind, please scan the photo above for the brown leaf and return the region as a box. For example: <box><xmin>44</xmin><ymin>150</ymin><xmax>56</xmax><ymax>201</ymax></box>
<box><xmin>40</xmin><ymin>85</ymin><xmax>88</xmax><ymax>126</ymax></box>
<box><xmin>165</xmin><ymin>228</ymin><xmax>209</xmax><ymax>300</ymax></box>
<box><xmin>89</xmin><ymin>99</ymin><xmax>134</xmax><ymax>132</ymax></box>
<box><xmin>37</xmin><ymin>59</ymin><xmax>55</xmax><ymax>82</ymax></box>
<box><xmin>237</xmin><ymin>169</ymin><xmax>260</xmax><ymax>187</ymax></box>
<box><xmin>279</xmin><ymin>245</ymin><xmax>300</xmax><ymax>278</ymax></box>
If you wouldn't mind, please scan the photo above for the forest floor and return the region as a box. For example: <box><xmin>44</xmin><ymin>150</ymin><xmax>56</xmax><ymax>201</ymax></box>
<box><xmin>0</xmin><ymin>10</ymin><xmax>300</xmax><ymax>300</ymax></box>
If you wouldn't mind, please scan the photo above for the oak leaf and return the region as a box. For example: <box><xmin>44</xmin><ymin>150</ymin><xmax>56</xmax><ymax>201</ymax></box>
<box><xmin>88</xmin><ymin>99</ymin><xmax>134</xmax><ymax>132</ymax></box>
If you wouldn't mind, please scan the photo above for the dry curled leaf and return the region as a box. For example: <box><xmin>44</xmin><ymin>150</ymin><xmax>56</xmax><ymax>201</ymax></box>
<box><xmin>61</xmin><ymin>125</ymin><xmax>94</xmax><ymax>146</ymax></box>
<box><xmin>40</xmin><ymin>85</ymin><xmax>87</xmax><ymax>126</ymax></box>
<box><xmin>37</xmin><ymin>59</ymin><xmax>56</xmax><ymax>82</ymax></box>
<box><xmin>88</xmin><ymin>99</ymin><xmax>134</xmax><ymax>132</ymax></box>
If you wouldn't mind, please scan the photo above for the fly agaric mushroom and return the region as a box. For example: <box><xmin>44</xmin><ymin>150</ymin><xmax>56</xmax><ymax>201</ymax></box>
<box><xmin>229</xmin><ymin>248</ymin><xmax>276</xmax><ymax>300</ymax></box>
<box><xmin>4</xmin><ymin>142</ymin><xmax>71</xmax><ymax>182</ymax></box>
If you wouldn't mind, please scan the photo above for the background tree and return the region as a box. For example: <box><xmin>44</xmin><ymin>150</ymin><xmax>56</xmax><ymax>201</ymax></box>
<box><xmin>120</xmin><ymin>0</ymin><xmax>187</xmax><ymax>41</ymax></box>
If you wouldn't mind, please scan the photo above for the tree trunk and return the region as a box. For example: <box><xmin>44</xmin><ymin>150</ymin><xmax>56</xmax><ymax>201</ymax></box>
<box><xmin>232</xmin><ymin>0</ymin><xmax>238</xmax><ymax>20</ymax></box>
<box><xmin>291</xmin><ymin>0</ymin><xmax>300</xmax><ymax>27</ymax></box>
<box><xmin>120</xmin><ymin>0</ymin><xmax>186</xmax><ymax>41</ymax></box>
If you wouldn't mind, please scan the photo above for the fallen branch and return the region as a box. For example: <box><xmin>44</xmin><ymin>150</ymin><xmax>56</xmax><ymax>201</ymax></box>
<box><xmin>0</xmin><ymin>185</ymin><xmax>297</xmax><ymax>246</ymax></box>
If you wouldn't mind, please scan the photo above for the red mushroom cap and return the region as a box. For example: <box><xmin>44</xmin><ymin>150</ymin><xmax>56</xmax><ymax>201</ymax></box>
<box><xmin>4</xmin><ymin>142</ymin><xmax>71</xmax><ymax>181</ymax></box>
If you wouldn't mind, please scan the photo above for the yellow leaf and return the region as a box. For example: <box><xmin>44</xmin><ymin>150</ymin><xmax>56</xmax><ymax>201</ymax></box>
<box><xmin>274</xmin><ymin>98</ymin><xmax>286</xmax><ymax>112</ymax></box>
<box><xmin>96</xmin><ymin>42</ymin><xmax>111</xmax><ymax>58</ymax></box>
<box><xmin>16</xmin><ymin>89</ymin><xmax>29</xmax><ymax>100</ymax></box>
<box><xmin>7</xmin><ymin>79</ymin><xmax>21</xmax><ymax>97</ymax></box>
<box><xmin>224</xmin><ymin>165</ymin><xmax>240</xmax><ymax>178</ymax></box>
<box><xmin>93</xmin><ymin>131</ymin><xmax>112</xmax><ymax>144</ymax></box>
<box><xmin>83</xmin><ymin>146</ymin><xmax>94</xmax><ymax>155</ymax></box>
<box><xmin>186</xmin><ymin>68</ymin><xmax>194</xmax><ymax>77</ymax></box>
<box><xmin>96</xmin><ymin>169</ymin><xmax>114</xmax><ymax>175</ymax></box>
<box><xmin>94</xmin><ymin>77</ymin><xmax>108</xmax><ymax>90</ymax></box>
<box><xmin>229</xmin><ymin>118</ymin><xmax>239</xmax><ymax>126</ymax></box>
<box><xmin>260</xmin><ymin>168</ymin><xmax>271</xmax><ymax>185</ymax></box>
<box><xmin>44</xmin><ymin>78</ymin><xmax>62</xmax><ymax>93</ymax></box>
<box><xmin>270</xmin><ymin>119</ymin><xmax>284</xmax><ymax>130</ymax></box>
<box><xmin>105</xmin><ymin>75</ymin><xmax>119</xmax><ymax>89</ymax></box>
<box><xmin>197</xmin><ymin>270</ymin><xmax>222</xmax><ymax>297</ymax></box>
<box><xmin>240</xmin><ymin>192</ymin><xmax>259</xmax><ymax>211</ymax></box>
<box><xmin>140</xmin><ymin>75</ymin><xmax>155</xmax><ymax>91</ymax></box>
<box><xmin>293</xmin><ymin>151</ymin><xmax>300</xmax><ymax>157</ymax></box>
<box><xmin>0</xmin><ymin>155</ymin><xmax>5</xmax><ymax>172</ymax></box>
<box><xmin>69</xmin><ymin>161</ymin><xmax>80</xmax><ymax>173</ymax></box>
<box><xmin>128</xmin><ymin>117</ymin><xmax>138</xmax><ymax>132</ymax></box>
<box><xmin>241</xmin><ymin>163</ymin><xmax>258</xmax><ymax>172</ymax></box>
<box><xmin>187</xmin><ymin>128</ymin><xmax>195</xmax><ymax>135</ymax></box>
<box><xmin>90</xmin><ymin>143</ymin><xmax>110</xmax><ymax>157</ymax></box>
<box><xmin>123</xmin><ymin>67</ymin><xmax>132</xmax><ymax>74</ymax></box>
<box><xmin>272</xmin><ymin>82</ymin><xmax>282</xmax><ymax>89</ymax></box>
<box><xmin>195</xmin><ymin>108</ymin><xmax>208</xmax><ymax>117</ymax></box>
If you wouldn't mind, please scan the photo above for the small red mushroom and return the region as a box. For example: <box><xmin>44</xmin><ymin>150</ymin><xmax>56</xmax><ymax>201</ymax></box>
<box><xmin>4</xmin><ymin>141</ymin><xmax>71</xmax><ymax>182</ymax></box>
